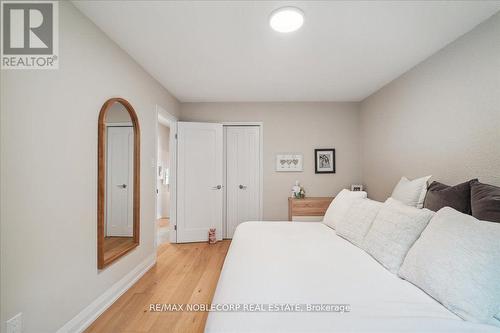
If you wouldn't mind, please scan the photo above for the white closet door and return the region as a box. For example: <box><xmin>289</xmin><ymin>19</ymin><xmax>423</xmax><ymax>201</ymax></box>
<box><xmin>106</xmin><ymin>126</ymin><xmax>134</xmax><ymax>236</ymax></box>
<box><xmin>177</xmin><ymin>122</ymin><xmax>223</xmax><ymax>242</ymax></box>
<box><xmin>225</xmin><ymin>126</ymin><xmax>261</xmax><ymax>238</ymax></box>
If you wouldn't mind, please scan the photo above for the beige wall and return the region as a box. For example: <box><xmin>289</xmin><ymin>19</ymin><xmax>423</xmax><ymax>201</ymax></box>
<box><xmin>0</xmin><ymin>2</ymin><xmax>180</xmax><ymax>332</ymax></box>
<box><xmin>158</xmin><ymin>124</ymin><xmax>170</xmax><ymax>218</ymax></box>
<box><xmin>360</xmin><ymin>12</ymin><xmax>500</xmax><ymax>201</ymax></box>
<box><xmin>180</xmin><ymin>102</ymin><xmax>362</xmax><ymax>220</ymax></box>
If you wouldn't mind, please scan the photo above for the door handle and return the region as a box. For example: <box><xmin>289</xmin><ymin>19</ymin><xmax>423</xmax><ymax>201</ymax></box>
<box><xmin>239</xmin><ymin>185</ymin><xmax>247</xmax><ymax>189</ymax></box>
<box><xmin>117</xmin><ymin>184</ymin><xmax>127</xmax><ymax>189</ymax></box>
<box><xmin>211</xmin><ymin>185</ymin><xmax>222</xmax><ymax>190</ymax></box>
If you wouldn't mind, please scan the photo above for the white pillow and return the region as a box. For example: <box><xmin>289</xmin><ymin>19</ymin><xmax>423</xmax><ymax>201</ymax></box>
<box><xmin>362</xmin><ymin>198</ymin><xmax>434</xmax><ymax>273</ymax></box>
<box><xmin>391</xmin><ymin>175</ymin><xmax>431</xmax><ymax>208</ymax></box>
<box><xmin>399</xmin><ymin>207</ymin><xmax>500</xmax><ymax>327</ymax></box>
<box><xmin>322</xmin><ymin>189</ymin><xmax>367</xmax><ymax>229</ymax></box>
<box><xmin>336</xmin><ymin>198</ymin><xmax>383</xmax><ymax>247</ymax></box>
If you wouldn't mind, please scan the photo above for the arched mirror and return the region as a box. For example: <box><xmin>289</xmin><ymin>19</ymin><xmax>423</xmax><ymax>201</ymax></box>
<box><xmin>98</xmin><ymin>98</ymin><xmax>140</xmax><ymax>269</ymax></box>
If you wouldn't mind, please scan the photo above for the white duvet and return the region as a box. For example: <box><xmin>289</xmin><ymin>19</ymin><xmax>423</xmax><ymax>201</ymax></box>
<box><xmin>205</xmin><ymin>222</ymin><xmax>500</xmax><ymax>333</ymax></box>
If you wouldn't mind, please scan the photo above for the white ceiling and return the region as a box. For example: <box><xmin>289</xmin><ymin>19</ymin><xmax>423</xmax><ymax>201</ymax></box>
<box><xmin>74</xmin><ymin>1</ymin><xmax>500</xmax><ymax>102</ymax></box>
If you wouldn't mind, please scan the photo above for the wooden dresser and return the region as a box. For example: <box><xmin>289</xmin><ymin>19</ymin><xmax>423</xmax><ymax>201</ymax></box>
<box><xmin>288</xmin><ymin>197</ymin><xmax>334</xmax><ymax>221</ymax></box>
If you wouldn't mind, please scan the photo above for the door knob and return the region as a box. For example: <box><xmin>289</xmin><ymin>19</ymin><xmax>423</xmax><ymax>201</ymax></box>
<box><xmin>239</xmin><ymin>185</ymin><xmax>247</xmax><ymax>189</ymax></box>
<box><xmin>117</xmin><ymin>184</ymin><xmax>127</xmax><ymax>189</ymax></box>
<box><xmin>211</xmin><ymin>185</ymin><xmax>222</xmax><ymax>190</ymax></box>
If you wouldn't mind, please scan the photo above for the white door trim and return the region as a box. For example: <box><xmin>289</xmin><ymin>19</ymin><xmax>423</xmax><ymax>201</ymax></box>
<box><xmin>155</xmin><ymin>105</ymin><xmax>178</xmax><ymax>246</ymax></box>
<box><xmin>222</xmin><ymin>122</ymin><xmax>263</xmax><ymax>238</ymax></box>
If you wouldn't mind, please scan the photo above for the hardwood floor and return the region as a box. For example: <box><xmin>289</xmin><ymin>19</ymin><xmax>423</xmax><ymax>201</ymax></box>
<box><xmin>86</xmin><ymin>240</ymin><xmax>231</xmax><ymax>333</ymax></box>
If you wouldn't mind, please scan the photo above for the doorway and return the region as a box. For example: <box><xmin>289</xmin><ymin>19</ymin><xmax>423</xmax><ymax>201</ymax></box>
<box><xmin>155</xmin><ymin>105</ymin><xmax>178</xmax><ymax>246</ymax></box>
<box><xmin>156</xmin><ymin>122</ymin><xmax>170</xmax><ymax>244</ymax></box>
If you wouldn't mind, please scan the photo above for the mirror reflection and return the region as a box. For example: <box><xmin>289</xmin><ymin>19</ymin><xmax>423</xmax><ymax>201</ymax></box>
<box><xmin>105</xmin><ymin>103</ymin><xmax>133</xmax><ymax>242</ymax></box>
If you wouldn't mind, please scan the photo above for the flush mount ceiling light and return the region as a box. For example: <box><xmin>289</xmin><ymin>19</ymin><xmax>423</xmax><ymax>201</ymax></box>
<box><xmin>269</xmin><ymin>7</ymin><xmax>304</xmax><ymax>33</ymax></box>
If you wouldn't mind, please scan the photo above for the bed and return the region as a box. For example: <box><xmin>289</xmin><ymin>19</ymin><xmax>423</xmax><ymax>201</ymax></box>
<box><xmin>205</xmin><ymin>221</ymin><xmax>500</xmax><ymax>333</ymax></box>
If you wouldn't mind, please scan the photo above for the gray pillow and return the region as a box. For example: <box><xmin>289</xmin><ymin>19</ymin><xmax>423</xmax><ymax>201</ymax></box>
<box><xmin>399</xmin><ymin>207</ymin><xmax>500</xmax><ymax>327</ymax></box>
<box><xmin>423</xmin><ymin>179</ymin><xmax>476</xmax><ymax>214</ymax></box>
<box><xmin>470</xmin><ymin>180</ymin><xmax>500</xmax><ymax>223</ymax></box>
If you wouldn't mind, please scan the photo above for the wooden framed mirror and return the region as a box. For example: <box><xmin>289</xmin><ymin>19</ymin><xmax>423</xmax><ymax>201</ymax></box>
<box><xmin>98</xmin><ymin>98</ymin><xmax>140</xmax><ymax>269</ymax></box>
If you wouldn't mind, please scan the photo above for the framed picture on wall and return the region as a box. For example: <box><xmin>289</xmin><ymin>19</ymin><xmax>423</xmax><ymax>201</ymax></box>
<box><xmin>351</xmin><ymin>184</ymin><xmax>363</xmax><ymax>191</ymax></box>
<box><xmin>276</xmin><ymin>154</ymin><xmax>303</xmax><ymax>172</ymax></box>
<box><xmin>314</xmin><ymin>149</ymin><xmax>335</xmax><ymax>174</ymax></box>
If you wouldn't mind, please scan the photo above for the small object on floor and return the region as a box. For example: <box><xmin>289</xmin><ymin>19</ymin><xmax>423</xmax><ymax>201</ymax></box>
<box><xmin>209</xmin><ymin>228</ymin><xmax>217</xmax><ymax>244</ymax></box>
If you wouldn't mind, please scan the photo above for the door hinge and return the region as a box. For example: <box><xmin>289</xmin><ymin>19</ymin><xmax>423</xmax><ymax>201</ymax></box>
<box><xmin>174</xmin><ymin>133</ymin><xmax>178</xmax><ymax>139</ymax></box>
<box><xmin>174</xmin><ymin>225</ymin><xmax>177</xmax><ymax>231</ymax></box>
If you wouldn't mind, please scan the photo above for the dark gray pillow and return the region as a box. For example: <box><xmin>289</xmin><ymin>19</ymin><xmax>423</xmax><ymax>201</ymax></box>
<box><xmin>423</xmin><ymin>179</ymin><xmax>476</xmax><ymax>214</ymax></box>
<box><xmin>470</xmin><ymin>180</ymin><xmax>500</xmax><ymax>223</ymax></box>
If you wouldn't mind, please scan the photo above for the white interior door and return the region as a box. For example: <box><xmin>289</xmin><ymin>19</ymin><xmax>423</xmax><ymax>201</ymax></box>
<box><xmin>177</xmin><ymin>122</ymin><xmax>223</xmax><ymax>242</ymax></box>
<box><xmin>106</xmin><ymin>126</ymin><xmax>134</xmax><ymax>236</ymax></box>
<box><xmin>225</xmin><ymin>126</ymin><xmax>261</xmax><ymax>238</ymax></box>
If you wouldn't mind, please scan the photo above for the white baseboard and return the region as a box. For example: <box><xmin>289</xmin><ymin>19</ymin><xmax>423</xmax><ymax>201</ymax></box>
<box><xmin>56</xmin><ymin>253</ymin><xmax>156</xmax><ymax>333</ymax></box>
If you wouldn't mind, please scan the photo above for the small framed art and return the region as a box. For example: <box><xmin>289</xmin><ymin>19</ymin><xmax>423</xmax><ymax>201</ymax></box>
<box><xmin>314</xmin><ymin>149</ymin><xmax>335</xmax><ymax>174</ymax></box>
<box><xmin>351</xmin><ymin>184</ymin><xmax>363</xmax><ymax>191</ymax></box>
<box><xmin>276</xmin><ymin>154</ymin><xmax>303</xmax><ymax>172</ymax></box>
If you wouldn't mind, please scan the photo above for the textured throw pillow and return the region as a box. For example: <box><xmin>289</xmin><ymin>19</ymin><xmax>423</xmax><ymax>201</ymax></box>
<box><xmin>399</xmin><ymin>207</ymin><xmax>500</xmax><ymax>327</ymax></box>
<box><xmin>423</xmin><ymin>179</ymin><xmax>476</xmax><ymax>214</ymax></box>
<box><xmin>336</xmin><ymin>198</ymin><xmax>383</xmax><ymax>247</ymax></box>
<box><xmin>362</xmin><ymin>198</ymin><xmax>434</xmax><ymax>273</ymax></box>
<box><xmin>391</xmin><ymin>175</ymin><xmax>431</xmax><ymax>208</ymax></box>
<box><xmin>470</xmin><ymin>180</ymin><xmax>500</xmax><ymax>223</ymax></box>
<box><xmin>323</xmin><ymin>189</ymin><xmax>367</xmax><ymax>229</ymax></box>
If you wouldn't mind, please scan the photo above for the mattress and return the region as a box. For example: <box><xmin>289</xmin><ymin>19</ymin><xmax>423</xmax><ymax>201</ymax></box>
<box><xmin>205</xmin><ymin>222</ymin><xmax>500</xmax><ymax>333</ymax></box>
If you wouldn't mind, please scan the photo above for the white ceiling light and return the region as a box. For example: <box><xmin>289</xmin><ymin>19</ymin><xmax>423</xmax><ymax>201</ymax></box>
<box><xmin>269</xmin><ymin>7</ymin><xmax>304</xmax><ymax>33</ymax></box>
